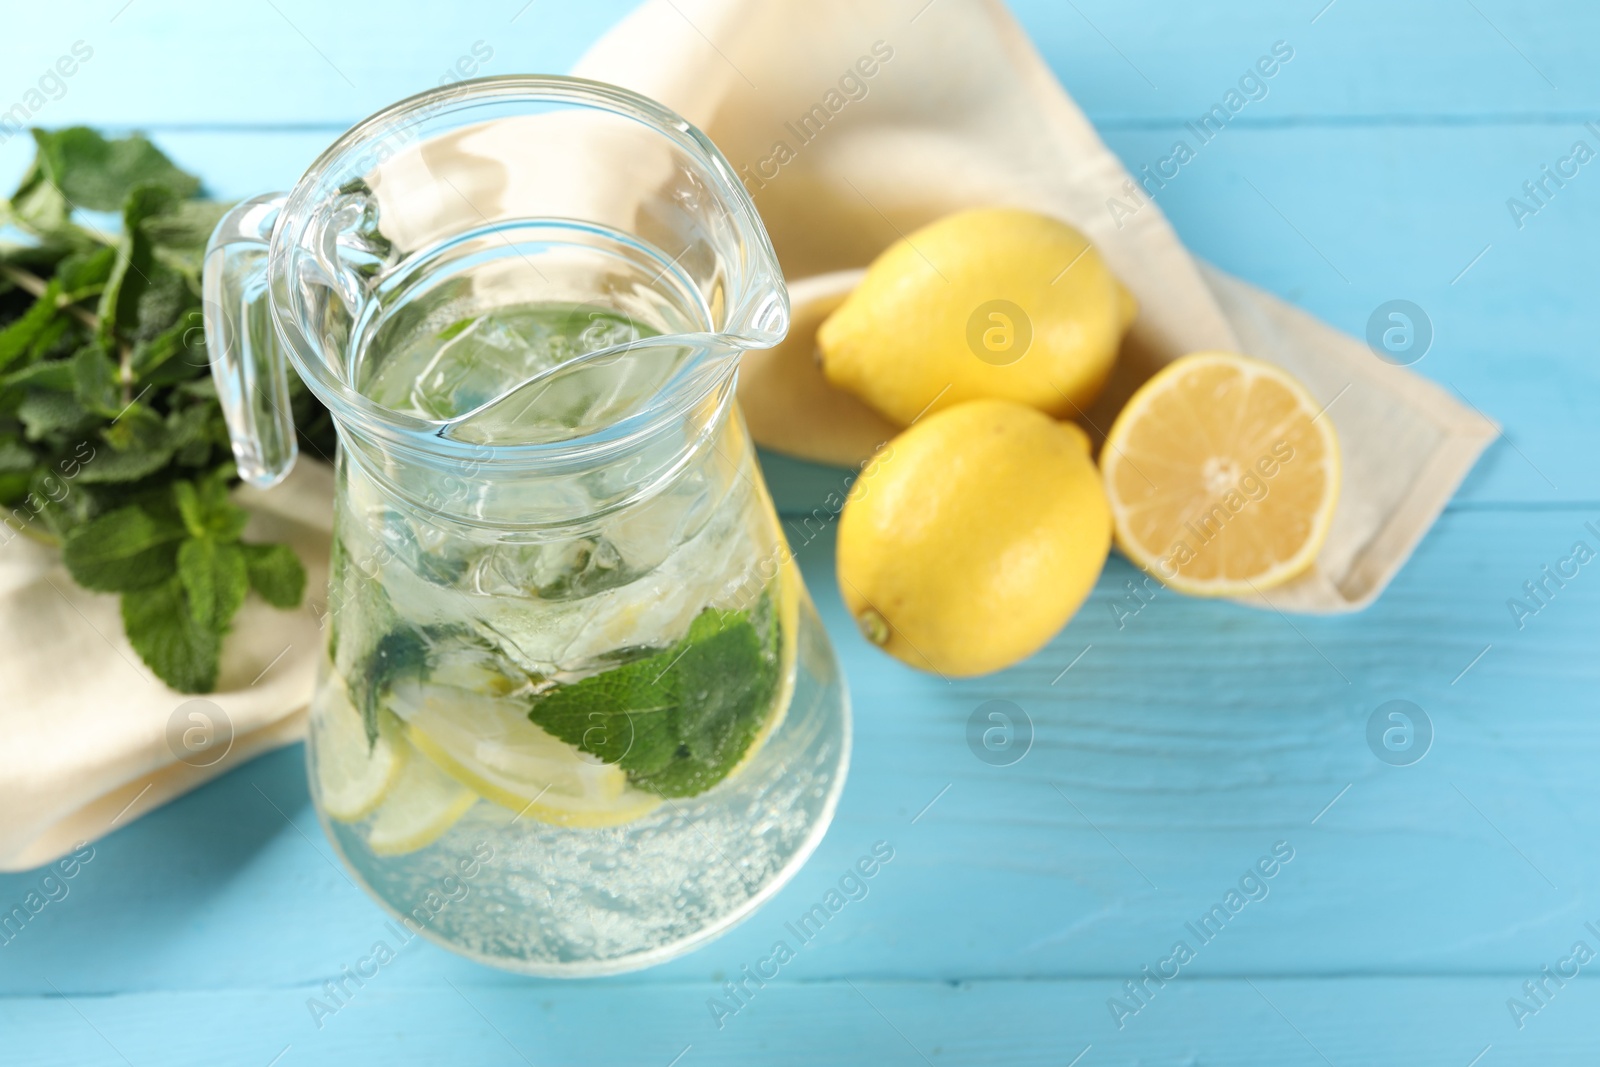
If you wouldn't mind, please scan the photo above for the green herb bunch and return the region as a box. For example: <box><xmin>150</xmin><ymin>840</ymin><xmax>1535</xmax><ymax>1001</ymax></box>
<box><xmin>0</xmin><ymin>127</ymin><xmax>335</xmax><ymax>692</ymax></box>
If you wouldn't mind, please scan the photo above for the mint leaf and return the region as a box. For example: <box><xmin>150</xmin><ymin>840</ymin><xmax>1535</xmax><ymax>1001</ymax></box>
<box><xmin>29</xmin><ymin>469</ymin><xmax>96</xmax><ymax>538</ymax></box>
<box><xmin>74</xmin><ymin>442</ymin><xmax>173</xmax><ymax>484</ymax></box>
<box><xmin>175</xmin><ymin>540</ymin><xmax>217</xmax><ymax>626</ymax></box>
<box><xmin>130</xmin><ymin>262</ymin><xmax>189</xmax><ymax>343</ymax></box>
<box><xmin>632</xmin><ymin>612</ymin><xmax>777</xmax><ymax>799</ymax></box>
<box><xmin>26</xmin><ymin>316</ymin><xmax>73</xmax><ymax>363</ymax></box>
<box><xmin>673</xmin><ymin>609</ymin><xmax>771</xmax><ymax>763</ymax></box>
<box><xmin>242</xmin><ymin>542</ymin><xmax>305</xmax><ymax>608</ymax></box>
<box><xmin>121</xmin><ymin>182</ymin><xmax>182</xmax><ymax>230</ymax></box>
<box><xmin>0</xmin><ymin>441</ymin><xmax>33</xmax><ymax>473</ymax></box>
<box><xmin>132</xmin><ymin>309</ymin><xmax>204</xmax><ymax>381</ymax></box>
<box><xmin>144</xmin><ymin>200</ymin><xmax>230</xmax><ymax>278</ymax></box>
<box><xmin>17</xmin><ymin>389</ymin><xmax>91</xmax><ymax>440</ymax></box>
<box><xmin>177</xmin><ymin>537</ymin><xmax>247</xmax><ymax>631</ymax></box>
<box><xmin>0</xmin><ymin>475</ymin><xmax>29</xmax><ymax>508</ymax></box>
<box><xmin>7</xmin><ymin>165</ymin><xmax>72</xmax><ymax>240</ymax></box>
<box><xmin>164</xmin><ymin>402</ymin><xmax>215</xmax><ymax>466</ymax></box>
<box><xmin>72</xmin><ymin>344</ymin><xmax>120</xmax><ymax>415</ymax></box>
<box><xmin>55</xmin><ymin>246</ymin><xmax>116</xmax><ymax>301</ymax></box>
<box><xmin>173</xmin><ymin>478</ymin><xmax>204</xmax><ymax>536</ymax></box>
<box><xmin>351</xmin><ymin>627</ymin><xmax>431</xmax><ymax>745</ymax></box>
<box><xmin>212</xmin><ymin>501</ymin><xmax>248</xmax><ymax>541</ymax></box>
<box><xmin>97</xmin><ymin>186</ymin><xmax>174</xmax><ymax>352</ymax></box>
<box><xmin>0</xmin><ymin>280</ymin><xmax>63</xmax><ymax>372</ymax></box>
<box><xmin>96</xmin><ymin>394</ymin><xmax>152</xmax><ymax>437</ymax></box>
<box><xmin>123</xmin><ymin>576</ymin><xmax>220</xmax><ymax>693</ymax></box>
<box><xmin>27</xmin><ymin>128</ymin><xmax>200</xmax><ymax>212</ymax></box>
<box><xmin>61</xmin><ymin>505</ymin><xmax>184</xmax><ymax>592</ymax></box>
<box><xmin>527</xmin><ymin>595</ymin><xmax>781</xmax><ymax>798</ymax></box>
<box><xmin>525</xmin><ymin>649</ymin><xmax>680</xmax><ymax>774</ymax></box>
<box><xmin>197</xmin><ymin>466</ymin><xmax>247</xmax><ymax>533</ymax></box>
<box><xmin>2</xmin><ymin>359</ymin><xmax>75</xmax><ymax>391</ymax></box>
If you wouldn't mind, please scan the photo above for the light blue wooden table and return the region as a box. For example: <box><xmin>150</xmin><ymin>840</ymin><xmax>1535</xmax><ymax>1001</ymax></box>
<box><xmin>3</xmin><ymin>2</ymin><xmax>1598</xmax><ymax>1063</ymax></box>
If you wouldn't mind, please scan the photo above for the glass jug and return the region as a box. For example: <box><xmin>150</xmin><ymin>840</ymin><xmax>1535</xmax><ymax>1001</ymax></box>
<box><xmin>202</xmin><ymin>76</ymin><xmax>850</xmax><ymax>974</ymax></box>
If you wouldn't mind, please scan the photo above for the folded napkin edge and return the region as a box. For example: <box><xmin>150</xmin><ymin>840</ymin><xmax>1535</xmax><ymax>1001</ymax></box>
<box><xmin>0</xmin><ymin>708</ymin><xmax>308</xmax><ymax>873</ymax></box>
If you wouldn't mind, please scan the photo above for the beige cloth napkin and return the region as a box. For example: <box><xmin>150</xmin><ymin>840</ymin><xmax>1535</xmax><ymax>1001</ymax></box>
<box><xmin>0</xmin><ymin>462</ymin><xmax>332</xmax><ymax>871</ymax></box>
<box><xmin>571</xmin><ymin>0</ymin><xmax>1496</xmax><ymax>614</ymax></box>
<box><xmin>0</xmin><ymin>0</ymin><xmax>1494</xmax><ymax>868</ymax></box>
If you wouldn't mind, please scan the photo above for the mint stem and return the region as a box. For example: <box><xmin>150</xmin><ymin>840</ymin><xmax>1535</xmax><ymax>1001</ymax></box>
<box><xmin>0</xmin><ymin>263</ymin><xmax>99</xmax><ymax>330</ymax></box>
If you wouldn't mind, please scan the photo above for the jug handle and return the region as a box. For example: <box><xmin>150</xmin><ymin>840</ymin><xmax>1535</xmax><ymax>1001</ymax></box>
<box><xmin>202</xmin><ymin>193</ymin><xmax>298</xmax><ymax>489</ymax></box>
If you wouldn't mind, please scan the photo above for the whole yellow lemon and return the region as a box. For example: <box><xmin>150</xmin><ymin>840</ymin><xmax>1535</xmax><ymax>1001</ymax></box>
<box><xmin>837</xmin><ymin>399</ymin><xmax>1112</xmax><ymax>677</ymax></box>
<box><xmin>817</xmin><ymin>207</ymin><xmax>1136</xmax><ymax>426</ymax></box>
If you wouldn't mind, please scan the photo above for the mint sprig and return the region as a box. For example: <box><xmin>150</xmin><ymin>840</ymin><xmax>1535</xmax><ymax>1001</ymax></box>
<box><xmin>60</xmin><ymin>466</ymin><xmax>306</xmax><ymax>692</ymax></box>
<box><xmin>1</xmin><ymin>127</ymin><xmax>331</xmax><ymax>692</ymax></box>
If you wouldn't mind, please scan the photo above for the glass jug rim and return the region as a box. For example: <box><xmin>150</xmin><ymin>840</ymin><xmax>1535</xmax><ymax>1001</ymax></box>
<box><xmin>267</xmin><ymin>73</ymin><xmax>789</xmax><ymax>470</ymax></box>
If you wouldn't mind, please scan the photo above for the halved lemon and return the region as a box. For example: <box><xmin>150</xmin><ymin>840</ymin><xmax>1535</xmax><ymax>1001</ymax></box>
<box><xmin>364</xmin><ymin>737</ymin><xmax>479</xmax><ymax>856</ymax></box>
<box><xmin>312</xmin><ymin>678</ymin><xmax>406</xmax><ymax>823</ymax></box>
<box><xmin>1101</xmin><ymin>351</ymin><xmax>1340</xmax><ymax>596</ymax></box>
<box><xmin>391</xmin><ymin>680</ymin><xmax>662</xmax><ymax>829</ymax></box>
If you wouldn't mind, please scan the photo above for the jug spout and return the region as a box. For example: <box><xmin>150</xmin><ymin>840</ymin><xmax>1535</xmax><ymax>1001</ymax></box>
<box><xmin>204</xmin><ymin>76</ymin><xmax>793</xmax><ymax>491</ymax></box>
<box><xmin>202</xmin><ymin>193</ymin><xmax>299</xmax><ymax>488</ymax></box>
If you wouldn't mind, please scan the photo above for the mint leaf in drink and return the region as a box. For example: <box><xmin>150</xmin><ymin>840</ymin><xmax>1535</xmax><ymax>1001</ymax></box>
<box><xmin>672</xmin><ymin>608</ymin><xmax>773</xmax><ymax>764</ymax></box>
<box><xmin>123</xmin><ymin>576</ymin><xmax>221</xmax><ymax>694</ymax></box>
<box><xmin>61</xmin><ymin>505</ymin><xmax>184</xmax><ymax>592</ymax></box>
<box><xmin>632</xmin><ymin>603</ymin><xmax>778</xmax><ymax>798</ymax></box>
<box><xmin>524</xmin><ymin>649</ymin><xmax>681</xmax><ymax>774</ymax></box>
<box><xmin>352</xmin><ymin>627</ymin><xmax>431</xmax><ymax>746</ymax></box>
<box><xmin>528</xmin><ymin>594</ymin><xmax>781</xmax><ymax>798</ymax></box>
<box><xmin>242</xmin><ymin>543</ymin><xmax>306</xmax><ymax>609</ymax></box>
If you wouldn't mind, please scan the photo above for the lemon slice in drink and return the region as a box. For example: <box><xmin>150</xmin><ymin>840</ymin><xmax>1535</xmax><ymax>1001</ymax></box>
<box><xmin>312</xmin><ymin>677</ymin><xmax>406</xmax><ymax>823</ymax></box>
<box><xmin>392</xmin><ymin>681</ymin><xmax>662</xmax><ymax>828</ymax></box>
<box><xmin>1101</xmin><ymin>351</ymin><xmax>1341</xmax><ymax>596</ymax></box>
<box><xmin>364</xmin><ymin>736</ymin><xmax>479</xmax><ymax>856</ymax></box>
